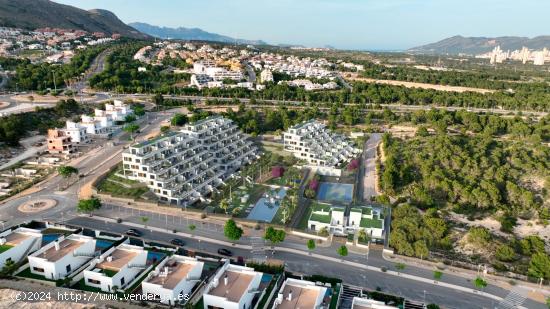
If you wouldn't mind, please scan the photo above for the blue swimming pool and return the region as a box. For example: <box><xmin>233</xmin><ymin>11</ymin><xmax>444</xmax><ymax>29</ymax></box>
<box><xmin>261</xmin><ymin>273</ymin><xmax>273</xmax><ymax>283</ymax></box>
<box><xmin>41</xmin><ymin>234</ymin><xmax>60</xmax><ymax>245</ymax></box>
<box><xmin>246</xmin><ymin>187</ymin><xmax>287</xmax><ymax>222</ymax></box>
<box><xmin>147</xmin><ymin>251</ymin><xmax>166</xmax><ymax>264</ymax></box>
<box><xmin>316</xmin><ymin>182</ymin><xmax>353</xmax><ymax>204</ymax></box>
<box><xmin>95</xmin><ymin>239</ymin><xmax>114</xmax><ymax>251</ymax></box>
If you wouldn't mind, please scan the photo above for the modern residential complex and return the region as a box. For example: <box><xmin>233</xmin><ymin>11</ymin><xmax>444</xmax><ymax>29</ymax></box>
<box><xmin>272</xmin><ymin>278</ymin><xmax>328</xmax><ymax>309</ymax></box>
<box><xmin>28</xmin><ymin>234</ymin><xmax>96</xmax><ymax>280</ymax></box>
<box><xmin>84</xmin><ymin>243</ymin><xmax>148</xmax><ymax>292</ymax></box>
<box><xmin>122</xmin><ymin>116</ymin><xmax>258</xmax><ymax>206</ymax></box>
<box><xmin>142</xmin><ymin>255</ymin><xmax>204</xmax><ymax>305</ymax></box>
<box><xmin>308</xmin><ymin>204</ymin><xmax>385</xmax><ymax>238</ymax></box>
<box><xmin>283</xmin><ymin>120</ymin><xmax>360</xmax><ymax>171</ymax></box>
<box><xmin>0</xmin><ymin>227</ymin><xmax>42</xmax><ymax>268</ymax></box>
<box><xmin>202</xmin><ymin>262</ymin><xmax>263</xmax><ymax>309</ymax></box>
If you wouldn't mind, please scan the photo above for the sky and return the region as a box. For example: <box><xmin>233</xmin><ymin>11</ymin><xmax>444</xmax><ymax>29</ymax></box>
<box><xmin>54</xmin><ymin>0</ymin><xmax>550</xmax><ymax>50</ymax></box>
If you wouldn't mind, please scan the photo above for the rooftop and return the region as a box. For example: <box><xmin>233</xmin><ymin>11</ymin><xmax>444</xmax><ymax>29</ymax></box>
<box><xmin>309</xmin><ymin>213</ymin><xmax>331</xmax><ymax>224</ymax></box>
<box><xmin>97</xmin><ymin>248</ymin><xmax>139</xmax><ymax>272</ymax></box>
<box><xmin>208</xmin><ymin>269</ymin><xmax>254</xmax><ymax>303</ymax></box>
<box><xmin>4</xmin><ymin>232</ymin><xmax>32</xmax><ymax>246</ymax></box>
<box><xmin>134</xmin><ymin>131</ymin><xmax>179</xmax><ymax>148</ymax></box>
<box><xmin>36</xmin><ymin>239</ymin><xmax>84</xmax><ymax>262</ymax></box>
<box><xmin>276</xmin><ymin>280</ymin><xmax>324</xmax><ymax>309</ymax></box>
<box><xmin>360</xmin><ymin>218</ymin><xmax>383</xmax><ymax>229</ymax></box>
<box><xmin>147</xmin><ymin>259</ymin><xmax>198</xmax><ymax>290</ymax></box>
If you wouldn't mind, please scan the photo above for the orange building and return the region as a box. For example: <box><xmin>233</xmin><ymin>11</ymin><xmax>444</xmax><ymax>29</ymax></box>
<box><xmin>47</xmin><ymin>129</ymin><xmax>73</xmax><ymax>154</ymax></box>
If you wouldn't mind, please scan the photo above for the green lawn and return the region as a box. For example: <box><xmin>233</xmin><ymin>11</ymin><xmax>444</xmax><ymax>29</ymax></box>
<box><xmin>310</xmin><ymin>213</ymin><xmax>331</xmax><ymax>224</ymax></box>
<box><xmin>360</xmin><ymin>218</ymin><xmax>383</xmax><ymax>229</ymax></box>
<box><xmin>17</xmin><ymin>268</ymin><xmax>57</xmax><ymax>283</ymax></box>
<box><xmin>102</xmin><ymin>269</ymin><xmax>118</xmax><ymax>277</ymax></box>
<box><xmin>0</xmin><ymin>244</ymin><xmax>13</xmax><ymax>254</ymax></box>
<box><xmin>73</xmin><ymin>278</ymin><xmax>104</xmax><ymax>293</ymax></box>
<box><xmin>96</xmin><ymin>178</ymin><xmax>149</xmax><ymax>199</ymax></box>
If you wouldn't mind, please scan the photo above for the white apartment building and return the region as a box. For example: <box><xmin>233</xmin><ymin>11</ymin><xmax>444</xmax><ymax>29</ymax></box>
<box><xmin>105</xmin><ymin>100</ymin><xmax>134</xmax><ymax>122</ymax></box>
<box><xmin>283</xmin><ymin>120</ymin><xmax>360</xmax><ymax>168</ymax></box>
<box><xmin>63</xmin><ymin>121</ymin><xmax>89</xmax><ymax>144</ymax></box>
<box><xmin>193</xmin><ymin>60</ymin><xmax>244</xmax><ymax>82</ymax></box>
<box><xmin>0</xmin><ymin>227</ymin><xmax>42</xmax><ymax>268</ymax></box>
<box><xmin>122</xmin><ymin>116</ymin><xmax>258</xmax><ymax>206</ymax></box>
<box><xmin>142</xmin><ymin>255</ymin><xmax>204</xmax><ymax>305</ymax></box>
<box><xmin>203</xmin><ymin>262</ymin><xmax>263</xmax><ymax>309</ymax></box>
<box><xmin>272</xmin><ymin>278</ymin><xmax>328</xmax><ymax>309</ymax></box>
<box><xmin>84</xmin><ymin>244</ymin><xmax>148</xmax><ymax>293</ymax></box>
<box><xmin>28</xmin><ymin>234</ymin><xmax>96</xmax><ymax>280</ymax></box>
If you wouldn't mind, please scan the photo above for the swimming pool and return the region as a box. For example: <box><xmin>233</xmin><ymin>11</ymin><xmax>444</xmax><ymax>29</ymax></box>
<box><xmin>147</xmin><ymin>251</ymin><xmax>166</xmax><ymax>264</ymax></box>
<box><xmin>41</xmin><ymin>234</ymin><xmax>60</xmax><ymax>246</ymax></box>
<box><xmin>95</xmin><ymin>239</ymin><xmax>115</xmax><ymax>252</ymax></box>
<box><xmin>246</xmin><ymin>188</ymin><xmax>287</xmax><ymax>222</ymax></box>
<box><xmin>316</xmin><ymin>182</ymin><xmax>353</xmax><ymax>203</ymax></box>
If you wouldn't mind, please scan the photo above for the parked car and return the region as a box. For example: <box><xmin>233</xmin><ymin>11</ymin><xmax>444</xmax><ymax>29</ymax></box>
<box><xmin>170</xmin><ymin>238</ymin><xmax>185</xmax><ymax>246</ymax></box>
<box><xmin>218</xmin><ymin>248</ymin><xmax>233</xmax><ymax>256</ymax></box>
<box><xmin>125</xmin><ymin>229</ymin><xmax>142</xmax><ymax>237</ymax></box>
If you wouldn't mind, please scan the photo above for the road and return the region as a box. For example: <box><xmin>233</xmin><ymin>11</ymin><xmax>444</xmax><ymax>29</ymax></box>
<box><xmin>358</xmin><ymin>133</ymin><xmax>381</xmax><ymax>202</ymax></box>
<box><xmin>63</xmin><ymin>215</ymin><xmax>545</xmax><ymax>309</ymax></box>
<box><xmin>245</xmin><ymin>63</ymin><xmax>256</xmax><ymax>83</ymax></box>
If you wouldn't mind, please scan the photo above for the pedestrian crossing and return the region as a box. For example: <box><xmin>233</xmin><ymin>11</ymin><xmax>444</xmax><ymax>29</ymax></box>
<box><xmin>497</xmin><ymin>288</ymin><xmax>527</xmax><ymax>309</ymax></box>
<box><xmin>250</xmin><ymin>235</ymin><xmax>266</xmax><ymax>262</ymax></box>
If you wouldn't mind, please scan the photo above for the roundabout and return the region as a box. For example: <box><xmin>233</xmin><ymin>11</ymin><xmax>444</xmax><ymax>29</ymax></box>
<box><xmin>17</xmin><ymin>198</ymin><xmax>57</xmax><ymax>213</ymax></box>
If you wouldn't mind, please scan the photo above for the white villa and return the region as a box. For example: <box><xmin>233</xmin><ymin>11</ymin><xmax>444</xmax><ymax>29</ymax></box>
<box><xmin>63</xmin><ymin>121</ymin><xmax>89</xmax><ymax>144</ymax></box>
<box><xmin>105</xmin><ymin>100</ymin><xmax>134</xmax><ymax>122</ymax></box>
<box><xmin>202</xmin><ymin>262</ymin><xmax>263</xmax><ymax>309</ymax></box>
<box><xmin>272</xmin><ymin>278</ymin><xmax>328</xmax><ymax>309</ymax></box>
<box><xmin>122</xmin><ymin>116</ymin><xmax>258</xmax><ymax>206</ymax></box>
<box><xmin>28</xmin><ymin>234</ymin><xmax>96</xmax><ymax>280</ymax></box>
<box><xmin>0</xmin><ymin>227</ymin><xmax>42</xmax><ymax>268</ymax></box>
<box><xmin>142</xmin><ymin>255</ymin><xmax>204</xmax><ymax>305</ymax></box>
<box><xmin>308</xmin><ymin>204</ymin><xmax>385</xmax><ymax>238</ymax></box>
<box><xmin>307</xmin><ymin>203</ymin><xmax>345</xmax><ymax>234</ymax></box>
<box><xmin>283</xmin><ymin>120</ymin><xmax>360</xmax><ymax>172</ymax></box>
<box><xmin>84</xmin><ymin>244</ymin><xmax>148</xmax><ymax>293</ymax></box>
<box><xmin>348</xmin><ymin>207</ymin><xmax>385</xmax><ymax>238</ymax></box>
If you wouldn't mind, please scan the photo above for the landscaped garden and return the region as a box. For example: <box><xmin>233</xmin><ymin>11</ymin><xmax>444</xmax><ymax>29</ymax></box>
<box><xmin>95</xmin><ymin>164</ymin><xmax>150</xmax><ymax>200</ymax></box>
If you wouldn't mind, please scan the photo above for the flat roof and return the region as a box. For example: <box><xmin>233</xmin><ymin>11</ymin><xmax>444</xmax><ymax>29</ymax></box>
<box><xmin>37</xmin><ymin>239</ymin><xmax>84</xmax><ymax>262</ymax></box>
<box><xmin>147</xmin><ymin>260</ymin><xmax>196</xmax><ymax>290</ymax></box>
<box><xmin>4</xmin><ymin>232</ymin><xmax>32</xmax><ymax>246</ymax></box>
<box><xmin>208</xmin><ymin>269</ymin><xmax>254</xmax><ymax>303</ymax></box>
<box><xmin>277</xmin><ymin>282</ymin><xmax>323</xmax><ymax>309</ymax></box>
<box><xmin>97</xmin><ymin>248</ymin><xmax>139</xmax><ymax>272</ymax></box>
<box><xmin>134</xmin><ymin>131</ymin><xmax>180</xmax><ymax>148</ymax></box>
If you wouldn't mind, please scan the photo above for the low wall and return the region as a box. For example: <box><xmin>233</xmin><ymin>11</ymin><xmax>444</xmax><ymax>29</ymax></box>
<box><xmin>290</xmin><ymin>230</ymin><xmax>329</xmax><ymax>241</ymax></box>
<box><xmin>305</xmin><ymin>165</ymin><xmax>342</xmax><ymax>177</ymax></box>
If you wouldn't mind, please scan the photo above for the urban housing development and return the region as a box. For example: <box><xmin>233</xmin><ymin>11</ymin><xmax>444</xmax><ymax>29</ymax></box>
<box><xmin>0</xmin><ymin>1</ymin><xmax>549</xmax><ymax>309</ymax></box>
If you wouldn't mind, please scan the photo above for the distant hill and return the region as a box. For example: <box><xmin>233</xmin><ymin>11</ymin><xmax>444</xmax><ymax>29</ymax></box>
<box><xmin>409</xmin><ymin>35</ymin><xmax>550</xmax><ymax>55</ymax></box>
<box><xmin>129</xmin><ymin>22</ymin><xmax>266</xmax><ymax>45</ymax></box>
<box><xmin>0</xmin><ymin>0</ymin><xmax>148</xmax><ymax>39</ymax></box>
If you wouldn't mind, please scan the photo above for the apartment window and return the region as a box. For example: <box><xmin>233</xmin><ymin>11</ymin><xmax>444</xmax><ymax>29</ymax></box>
<box><xmin>120</xmin><ymin>277</ymin><xmax>125</xmax><ymax>286</ymax></box>
<box><xmin>87</xmin><ymin>278</ymin><xmax>100</xmax><ymax>285</ymax></box>
<box><xmin>149</xmin><ymin>175</ymin><xmax>155</xmax><ymax>179</ymax></box>
<box><xmin>157</xmin><ymin>183</ymin><xmax>162</xmax><ymax>187</ymax></box>
<box><xmin>142</xmin><ymin>167</ymin><xmax>148</xmax><ymax>171</ymax></box>
<box><xmin>32</xmin><ymin>267</ymin><xmax>44</xmax><ymax>273</ymax></box>
<box><xmin>66</xmin><ymin>264</ymin><xmax>71</xmax><ymax>273</ymax></box>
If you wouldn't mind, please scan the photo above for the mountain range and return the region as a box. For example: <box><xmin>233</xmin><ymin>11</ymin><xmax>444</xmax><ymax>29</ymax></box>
<box><xmin>129</xmin><ymin>22</ymin><xmax>266</xmax><ymax>45</ymax></box>
<box><xmin>0</xmin><ymin>0</ymin><xmax>148</xmax><ymax>39</ymax></box>
<box><xmin>409</xmin><ymin>35</ymin><xmax>550</xmax><ymax>55</ymax></box>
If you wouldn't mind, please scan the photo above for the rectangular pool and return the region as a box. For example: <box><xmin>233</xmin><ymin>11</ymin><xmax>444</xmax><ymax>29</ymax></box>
<box><xmin>246</xmin><ymin>188</ymin><xmax>287</xmax><ymax>222</ymax></box>
<box><xmin>316</xmin><ymin>182</ymin><xmax>353</xmax><ymax>204</ymax></box>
